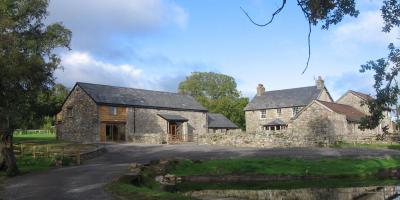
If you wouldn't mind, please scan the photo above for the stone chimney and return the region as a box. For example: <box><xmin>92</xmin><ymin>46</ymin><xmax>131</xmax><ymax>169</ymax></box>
<box><xmin>316</xmin><ymin>76</ymin><xmax>324</xmax><ymax>90</ymax></box>
<box><xmin>257</xmin><ymin>84</ymin><xmax>265</xmax><ymax>96</ymax></box>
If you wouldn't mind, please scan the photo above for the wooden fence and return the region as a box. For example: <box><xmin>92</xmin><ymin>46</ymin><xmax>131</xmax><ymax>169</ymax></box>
<box><xmin>12</xmin><ymin>144</ymin><xmax>91</xmax><ymax>165</ymax></box>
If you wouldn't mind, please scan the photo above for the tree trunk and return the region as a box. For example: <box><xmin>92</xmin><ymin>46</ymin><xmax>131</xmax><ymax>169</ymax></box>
<box><xmin>1</xmin><ymin>130</ymin><xmax>18</xmax><ymax>176</ymax></box>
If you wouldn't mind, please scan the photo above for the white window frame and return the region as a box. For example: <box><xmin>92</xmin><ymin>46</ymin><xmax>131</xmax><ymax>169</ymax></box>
<box><xmin>260</xmin><ymin>110</ymin><xmax>266</xmax><ymax>119</ymax></box>
<box><xmin>110</xmin><ymin>106</ymin><xmax>117</xmax><ymax>115</ymax></box>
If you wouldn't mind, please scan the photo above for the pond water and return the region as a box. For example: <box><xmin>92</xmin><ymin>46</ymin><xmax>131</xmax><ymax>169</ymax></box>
<box><xmin>184</xmin><ymin>185</ymin><xmax>400</xmax><ymax>200</ymax></box>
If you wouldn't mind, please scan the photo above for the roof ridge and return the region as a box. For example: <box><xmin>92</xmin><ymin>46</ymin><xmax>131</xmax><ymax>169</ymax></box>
<box><xmin>317</xmin><ymin>100</ymin><xmax>354</xmax><ymax>107</ymax></box>
<box><xmin>264</xmin><ymin>85</ymin><xmax>317</xmax><ymax>93</ymax></box>
<box><xmin>77</xmin><ymin>82</ymin><xmax>189</xmax><ymax>97</ymax></box>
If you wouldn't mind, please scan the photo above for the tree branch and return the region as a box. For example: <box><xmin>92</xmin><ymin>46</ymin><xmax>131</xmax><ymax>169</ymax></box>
<box><xmin>297</xmin><ymin>0</ymin><xmax>312</xmax><ymax>74</ymax></box>
<box><xmin>240</xmin><ymin>0</ymin><xmax>287</xmax><ymax>27</ymax></box>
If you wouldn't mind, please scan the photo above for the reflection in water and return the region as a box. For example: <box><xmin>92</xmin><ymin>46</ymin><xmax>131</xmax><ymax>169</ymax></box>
<box><xmin>185</xmin><ymin>186</ymin><xmax>400</xmax><ymax>200</ymax></box>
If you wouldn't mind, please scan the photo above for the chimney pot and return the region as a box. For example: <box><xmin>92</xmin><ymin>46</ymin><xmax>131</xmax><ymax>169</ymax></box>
<box><xmin>257</xmin><ymin>84</ymin><xmax>265</xmax><ymax>96</ymax></box>
<box><xmin>316</xmin><ymin>76</ymin><xmax>324</xmax><ymax>90</ymax></box>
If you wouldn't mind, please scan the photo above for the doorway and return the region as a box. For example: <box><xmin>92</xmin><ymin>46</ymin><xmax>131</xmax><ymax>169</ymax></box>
<box><xmin>105</xmin><ymin>124</ymin><xmax>126</xmax><ymax>142</ymax></box>
<box><xmin>168</xmin><ymin>122</ymin><xmax>182</xmax><ymax>142</ymax></box>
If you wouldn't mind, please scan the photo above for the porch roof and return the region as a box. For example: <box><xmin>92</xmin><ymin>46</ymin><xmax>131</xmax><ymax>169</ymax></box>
<box><xmin>263</xmin><ymin>119</ymin><xmax>287</xmax><ymax>126</ymax></box>
<box><xmin>158</xmin><ymin>114</ymin><xmax>188</xmax><ymax>122</ymax></box>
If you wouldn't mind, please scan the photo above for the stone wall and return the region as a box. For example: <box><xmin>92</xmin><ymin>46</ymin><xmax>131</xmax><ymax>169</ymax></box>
<box><xmin>126</xmin><ymin>108</ymin><xmax>208</xmax><ymax>144</ymax></box>
<box><xmin>198</xmin><ymin>131</ymin><xmax>306</xmax><ymax>148</ymax></box>
<box><xmin>202</xmin><ymin>101</ymin><xmax>389</xmax><ymax>148</ymax></box>
<box><xmin>289</xmin><ymin>101</ymin><xmax>347</xmax><ymax>141</ymax></box>
<box><xmin>130</xmin><ymin>133</ymin><xmax>163</xmax><ymax>144</ymax></box>
<box><xmin>57</xmin><ymin>85</ymin><xmax>99</xmax><ymax>143</ymax></box>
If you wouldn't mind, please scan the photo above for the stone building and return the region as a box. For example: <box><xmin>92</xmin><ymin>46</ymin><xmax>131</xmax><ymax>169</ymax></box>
<box><xmin>244</xmin><ymin>77</ymin><xmax>393</xmax><ymax>137</ymax></box>
<box><xmin>56</xmin><ymin>82</ymin><xmax>238</xmax><ymax>144</ymax></box>
<box><xmin>244</xmin><ymin>77</ymin><xmax>333</xmax><ymax>132</ymax></box>
<box><xmin>207</xmin><ymin>113</ymin><xmax>239</xmax><ymax>133</ymax></box>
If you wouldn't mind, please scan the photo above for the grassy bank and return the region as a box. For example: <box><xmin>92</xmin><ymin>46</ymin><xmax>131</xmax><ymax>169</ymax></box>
<box><xmin>107</xmin><ymin>157</ymin><xmax>400</xmax><ymax>199</ymax></box>
<box><xmin>169</xmin><ymin>157</ymin><xmax>400</xmax><ymax>178</ymax></box>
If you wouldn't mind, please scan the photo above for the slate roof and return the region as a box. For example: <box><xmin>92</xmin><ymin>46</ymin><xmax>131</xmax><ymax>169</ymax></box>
<box><xmin>263</xmin><ymin>119</ymin><xmax>287</xmax><ymax>126</ymax></box>
<box><xmin>158</xmin><ymin>114</ymin><xmax>188</xmax><ymax>122</ymax></box>
<box><xmin>207</xmin><ymin>113</ymin><xmax>238</xmax><ymax>129</ymax></box>
<box><xmin>76</xmin><ymin>82</ymin><xmax>208</xmax><ymax>111</ymax></box>
<box><xmin>244</xmin><ymin>86</ymin><xmax>322</xmax><ymax>111</ymax></box>
<box><xmin>317</xmin><ymin>100</ymin><xmax>366</xmax><ymax>122</ymax></box>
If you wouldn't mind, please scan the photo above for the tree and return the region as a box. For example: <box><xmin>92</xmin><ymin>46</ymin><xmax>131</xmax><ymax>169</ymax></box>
<box><xmin>0</xmin><ymin>0</ymin><xmax>71</xmax><ymax>176</ymax></box>
<box><xmin>242</xmin><ymin>0</ymin><xmax>400</xmax><ymax>130</ymax></box>
<box><xmin>178</xmin><ymin>72</ymin><xmax>249</xmax><ymax>129</ymax></box>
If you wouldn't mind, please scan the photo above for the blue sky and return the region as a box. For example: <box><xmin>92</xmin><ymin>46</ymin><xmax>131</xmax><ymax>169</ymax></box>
<box><xmin>48</xmin><ymin>0</ymin><xmax>399</xmax><ymax>100</ymax></box>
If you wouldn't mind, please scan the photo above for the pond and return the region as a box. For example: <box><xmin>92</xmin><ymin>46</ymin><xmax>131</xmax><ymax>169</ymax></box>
<box><xmin>184</xmin><ymin>185</ymin><xmax>400</xmax><ymax>200</ymax></box>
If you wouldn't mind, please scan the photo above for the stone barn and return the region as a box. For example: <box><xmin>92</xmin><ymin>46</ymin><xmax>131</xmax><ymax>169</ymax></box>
<box><xmin>56</xmin><ymin>82</ymin><xmax>214</xmax><ymax>144</ymax></box>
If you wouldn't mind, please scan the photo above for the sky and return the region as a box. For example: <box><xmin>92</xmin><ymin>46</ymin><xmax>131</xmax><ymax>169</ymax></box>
<box><xmin>47</xmin><ymin>0</ymin><xmax>400</xmax><ymax>100</ymax></box>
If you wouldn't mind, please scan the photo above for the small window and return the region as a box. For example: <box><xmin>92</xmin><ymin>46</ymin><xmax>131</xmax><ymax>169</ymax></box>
<box><xmin>109</xmin><ymin>107</ymin><xmax>117</xmax><ymax>115</ymax></box>
<box><xmin>66</xmin><ymin>107</ymin><xmax>73</xmax><ymax>118</ymax></box>
<box><xmin>292</xmin><ymin>107</ymin><xmax>301</xmax><ymax>116</ymax></box>
<box><xmin>260</xmin><ymin>110</ymin><xmax>266</xmax><ymax>119</ymax></box>
<box><xmin>277</xmin><ymin>108</ymin><xmax>282</xmax><ymax>116</ymax></box>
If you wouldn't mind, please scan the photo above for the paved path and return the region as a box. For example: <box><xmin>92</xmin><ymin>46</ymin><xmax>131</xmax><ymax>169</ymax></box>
<box><xmin>3</xmin><ymin>144</ymin><xmax>400</xmax><ymax>200</ymax></box>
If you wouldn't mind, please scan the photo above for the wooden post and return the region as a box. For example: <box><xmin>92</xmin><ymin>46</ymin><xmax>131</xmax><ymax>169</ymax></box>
<box><xmin>32</xmin><ymin>146</ymin><xmax>36</xmax><ymax>158</ymax></box>
<box><xmin>46</xmin><ymin>145</ymin><xmax>49</xmax><ymax>157</ymax></box>
<box><xmin>76</xmin><ymin>147</ymin><xmax>81</xmax><ymax>165</ymax></box>
<box><xmin>20</xmin><ymin>144</ymin><xmax>23</xmax><ymax>156</ymax></box>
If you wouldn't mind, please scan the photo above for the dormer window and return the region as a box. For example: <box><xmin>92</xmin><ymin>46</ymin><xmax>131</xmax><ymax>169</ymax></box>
<box><xmin>109</xmin><ymin>106</ymin><xmax>117</xmax><ymax>115</ymax></box>
<box><xmin>260</xmin><ymin>110</ymin><xmax>266</xmax><ymax>119</ymax></box>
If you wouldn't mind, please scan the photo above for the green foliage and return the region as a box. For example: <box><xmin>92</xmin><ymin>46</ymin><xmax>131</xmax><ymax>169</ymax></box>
<box><xmin>179</xmin><ymin>72</ymin><xmax>248</xmax><ymax>129</ymax></box>
<box><xmin>0</xmin><ymin>0</ymin><xmax>71</xmax><ymax>131</ymax></box>
<box><xmin>169</xmin><ymin>157</ymin><xmax>400</xmax><ymax>177</ymax></box>
<box><xmin>297</xmin><ymin>0</ymin><xmax>359</xmax><ymax>29</ymax></box>
<box><xmin>16</xmin><ymin>156</ymin><xmax>53</xmax><ymax>174</ymax></box>
<box><xmin>359</xmin><ymin>43</ymin><xmax>400</xmax><ymax>130</ymax></box>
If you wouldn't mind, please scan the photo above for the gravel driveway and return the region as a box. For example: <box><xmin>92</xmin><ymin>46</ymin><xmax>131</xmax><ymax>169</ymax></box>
<box><xmin>3</xmin><ymin>144</ymin><xmax>400</xmax><ymax>200</ymax></box>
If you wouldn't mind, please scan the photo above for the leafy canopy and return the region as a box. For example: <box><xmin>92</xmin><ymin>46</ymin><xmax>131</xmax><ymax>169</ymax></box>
<box><xmin>0</xmin><ymin>0</ymin><xmax>71</xmax><ymax>176</ymax></box>
<box><xmin>179</xmin><ymin>72</ymin><xmax>248</xmax><ymax>129</ymax></box>
<box><xmin>0</xmin><ymin>0</ymin><xmax>71</xmax><ymax>131</ymax></box>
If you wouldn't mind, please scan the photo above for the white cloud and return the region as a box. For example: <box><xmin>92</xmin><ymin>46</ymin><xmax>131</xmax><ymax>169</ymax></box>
<box><xmin>56</xmin><ymin>51</ymin><xmax>143</xmax><ymax>88</ymax></box>
<box><xmin>331</xmin><ymin>11</ymin><xmax>399</xmax><ymax>47</ymax></box>
<box><xmin>55</xmin><ymin>51</ymin><xmax>192</xmax><ymax>92</ymax></box>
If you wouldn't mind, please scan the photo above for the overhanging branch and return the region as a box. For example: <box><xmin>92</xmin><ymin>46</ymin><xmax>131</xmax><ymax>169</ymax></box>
<box><xmin>240</xmin><ymin>0</ymin><xmax>287</xmax><ymax>27</ymax></box>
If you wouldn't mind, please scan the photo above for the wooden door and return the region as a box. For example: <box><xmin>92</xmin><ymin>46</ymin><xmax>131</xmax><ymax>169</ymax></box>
<box><xmin>169</xmin><ymin>122</ymin><xmax>181</xmax><ymax>142</ymax></box>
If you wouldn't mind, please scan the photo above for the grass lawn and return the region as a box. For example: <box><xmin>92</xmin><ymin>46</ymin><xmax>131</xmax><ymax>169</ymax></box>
<box><xmin>0</xmin><ymin>133</ymin><xmax>94</xmax><ymax>178</ymax></box>
<box><xmin>169</xmin><ymin>157</ymin><xmax>400</xmax><ymax>177</ymax></box>
<box><xmin>13</xmin><ymin>133</ymin><xmax>58</xmax><ymax>144</ymax></box>
<box><xmin>331</xmin><ymin>142</ymin><xmax>400</xmax><ymax>150</ymax></box>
